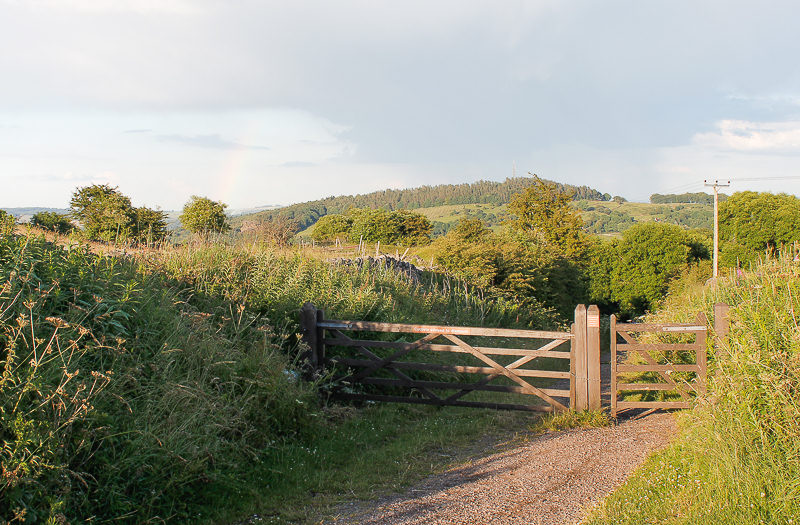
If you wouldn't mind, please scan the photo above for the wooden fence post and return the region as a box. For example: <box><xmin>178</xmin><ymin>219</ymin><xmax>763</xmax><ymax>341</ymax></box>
<box><xmin>587</xmin><ymin>305</ymin><xmax>601</xmax><ymax>411</ymax></box>
<box><xmin>315</xmin><ymin>307</ymin><xmax>326</xmax><ymax>366</ymax></box>
<box><xmin>573</xmin><ymin>304</ymin><xmax>588</xmax><ymax>411</ymax></box>
<box><xmin>714</xmin><ymin>303</ymin><xmax>730</xmax><ymax>358</ymax></box>
<box><xmin>569</xmin><ymin>322</ymin><xmax>576</xmax><ymax>409</ymax></box>
<box><xmin>300</xmin><ymin>302</ymin><xmax>321</xmax><ymax>374</ymax></box>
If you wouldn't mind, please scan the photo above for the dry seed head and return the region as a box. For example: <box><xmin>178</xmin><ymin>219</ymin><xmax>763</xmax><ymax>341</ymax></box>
<box><xmin>45</xmin><ymin>316</ymin><xmax>70</xmax><ymax>328</ymax></box>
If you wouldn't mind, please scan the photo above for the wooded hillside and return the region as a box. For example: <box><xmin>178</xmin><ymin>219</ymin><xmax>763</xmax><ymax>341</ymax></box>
<box><xmin>232</xmin><ymin>177</ymin><xmax>610</xmax><ymax>231</ymax></box>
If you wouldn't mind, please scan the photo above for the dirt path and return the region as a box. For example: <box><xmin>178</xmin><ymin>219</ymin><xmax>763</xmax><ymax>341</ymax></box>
<box><xmin>328</xmin><ymin>413</ymin><xmax>675</xmax><ymax>525</ymax></box>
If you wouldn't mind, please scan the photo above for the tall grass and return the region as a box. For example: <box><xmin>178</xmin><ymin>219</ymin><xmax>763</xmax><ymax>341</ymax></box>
<box><xmin>589</xmin><ymin>254</ymin><xmax>800</xmax><ymax>523</ymax></box>
<box><xmin>146</xmin><ymin>241</ymin><xmax>559</xmax><ymax>332</ymax></box>
<box><xmin>0</xmin><ymin>232</ymin><xmax>315</xmax><ymax>522</ymax></box>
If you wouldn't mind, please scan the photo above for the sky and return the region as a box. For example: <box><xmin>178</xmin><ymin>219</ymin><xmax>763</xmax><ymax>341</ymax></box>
<box><xmin>2</xmin><ymin>0</ymin><xmax>800</xmax><ymax>210</ymax></box>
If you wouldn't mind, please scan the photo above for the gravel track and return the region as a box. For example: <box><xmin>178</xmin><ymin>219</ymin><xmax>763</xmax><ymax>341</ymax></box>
<box><xmin>329</xmin><ymin>413</ymin><xmax>676</xmax><ymax>525</ymax></box>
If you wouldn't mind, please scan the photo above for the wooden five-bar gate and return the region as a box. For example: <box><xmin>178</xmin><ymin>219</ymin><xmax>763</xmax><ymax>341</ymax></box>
<box><xmin>303</xmin><ymin>303</ymin><xmax>729</xmax><ymax>415</ymax></box>
<box><xmin>610</xmin><ymin>312</ymin><xmax>709</xmax><ymax>418</ymax></box>
<box><xmin>301</xmin><ymin>303</ymin><xmax>602</xmax><ymax>412</ymax></box>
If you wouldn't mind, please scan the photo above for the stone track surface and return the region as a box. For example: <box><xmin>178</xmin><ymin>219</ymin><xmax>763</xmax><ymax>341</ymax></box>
<box><xmin>329</xmin><ymin>413</ymin><xmax>675</xmax><ymax>525</ymax></box>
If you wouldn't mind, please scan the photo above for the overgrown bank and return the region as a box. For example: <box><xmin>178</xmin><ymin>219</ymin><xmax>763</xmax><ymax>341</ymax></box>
<box><xmin>589</xmin><ymin>255</ymin><xmax>800</xmax><ymax>523</ymax></box>
<box><xmin>0</xmin><ymin>231</ymin><xmax>547</xmax><ymax>523</ymax></box>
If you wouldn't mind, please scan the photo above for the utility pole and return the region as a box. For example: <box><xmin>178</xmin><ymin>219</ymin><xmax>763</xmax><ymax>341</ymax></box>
<box><xmin>704</xmin><ymin>179</ymin><xmax>730</xmax><ymax>279</ymax></box>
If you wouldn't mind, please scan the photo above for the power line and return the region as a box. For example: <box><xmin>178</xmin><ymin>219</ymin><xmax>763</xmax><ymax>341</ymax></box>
<box><xmin>656</xmin><ymin>181</ymin><xmax>705</xmax><ymax>194</ymax></box>
<box><xmin>728</xmin><ymin>175</ymin><xmax>800</xmax><ymax>182</ymax></box>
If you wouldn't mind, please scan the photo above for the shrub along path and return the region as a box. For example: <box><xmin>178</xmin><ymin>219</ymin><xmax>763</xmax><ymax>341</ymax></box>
<box><xmin>329</xmin><ymin>413</ymin><xmax>676</xmax><ymax>525</ymax></box>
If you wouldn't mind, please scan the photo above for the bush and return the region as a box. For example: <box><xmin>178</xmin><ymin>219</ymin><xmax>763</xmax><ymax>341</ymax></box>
<box><xmin>180</xmin><ymin>195</ymin><xmax>229</xmax><ymax>235</ymax></box>
<box><xmin>30</xmin><ymin>211</ymin><xmax>74</xmax><ymax>234</ymax></box>
<box><xmin>310</xmin><ymin>208</ymin><xmax>432</xmax><ymax>246</ymax></box>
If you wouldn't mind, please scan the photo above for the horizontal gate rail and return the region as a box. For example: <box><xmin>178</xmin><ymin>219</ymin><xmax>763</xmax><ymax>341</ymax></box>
<box><xmin>331</xmin><ymin>357</ymin><xmax>571</xmax><ymax>378</ymax></box>
<box><xmin>611</xmin><ymin>312</ymin><xmax>708</xmax><ymax>417</ymax></box>
<box><xmin>300</xmin><ymin>302</ymin><xmax>583</xmax><ymax>413</ymax></box>
<box><xmin>318</xmin><ymin>319</ymin><xmax>572</xmax><ymax>340</ymax></box>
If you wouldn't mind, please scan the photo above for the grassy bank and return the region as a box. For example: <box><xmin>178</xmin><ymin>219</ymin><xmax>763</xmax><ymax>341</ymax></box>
<box><xmin>0</xmin><ymin>232</ymin><xmax>548</xmax><ymax>523</ymax></box>
<box><xmin>589</xmin><ymin>255</ymin><xmax>800</xmax><ymax>523</ymax></box>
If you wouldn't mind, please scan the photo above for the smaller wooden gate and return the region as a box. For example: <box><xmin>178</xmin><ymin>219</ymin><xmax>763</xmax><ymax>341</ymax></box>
<box><xmin>301</xmin><ymin>303</ymin><xmax>600</xmax><ymax>413</ymax></box>
<box><xmin>610</xmin><ymin>313</ymin><xmax>708</xmax><ymax>417</ymax></box>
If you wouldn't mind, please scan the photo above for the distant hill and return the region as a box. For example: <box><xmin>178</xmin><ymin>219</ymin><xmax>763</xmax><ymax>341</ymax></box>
<box><xmin>0</xmin><ymin>207</ymin><xmax>70</xmax><ymax>222</ymax></box>
<box><xmin>297</xmin><ymin>199</ymin><xmax>713</xmax><ymax>238</ymax></box>
<box><xmin>232</xmin><ymin>177</ymin><xmax>610</xmax><ymax>232</ymax></box>
<box><xmin>226</xmin><ymin>204</ymin><xmax>283</xmax><ymax>217</ymax></box>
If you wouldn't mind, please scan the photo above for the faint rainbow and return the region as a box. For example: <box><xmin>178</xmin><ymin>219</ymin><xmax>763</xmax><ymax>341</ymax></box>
<box><xmin>216</xmin><ymin>121</ymin><xmax>260</xmax><ymax>203</ymax></box>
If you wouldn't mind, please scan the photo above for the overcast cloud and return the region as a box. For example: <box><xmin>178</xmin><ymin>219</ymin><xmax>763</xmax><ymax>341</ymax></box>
<box><xmin>2</xmin><ymin>0</ymin><xmax>800</xmax><ymax>209</ymax></box>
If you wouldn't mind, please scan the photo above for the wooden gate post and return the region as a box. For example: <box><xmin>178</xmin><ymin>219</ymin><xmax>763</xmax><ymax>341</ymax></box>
<box><xmin>587</xmin><ymin>305</ymin><xmax>601</xmax><ymax>411</ymax></box>
<box><xmin>569</xmin><ymin>322</ymin><xmax>576</xmax><ymax>409</ymax></box>
<box><xmin>609</xmin><ymin>314</ymin><xmax>617</xmax><ymax>417</ymax></box>
<box><xmin>573</xmin><ymin>304</ymin><xmax>588</xmax><ymax>411</ymax></box>
<box><xmin>300</xmin><ymin>302</ymin><xmax>325</xmax><ymax>375</ymax></box>
<box><xmin>696</xmin><ymin>311</ymin><xmax>709</xmax><ymax>393</ymax></box>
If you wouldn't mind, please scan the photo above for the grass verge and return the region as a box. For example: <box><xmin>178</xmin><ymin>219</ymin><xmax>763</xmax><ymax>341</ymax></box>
<box><xmin>587</xmin><ymin>254</ymin><xmax>800</xmax><ymax>524</ymax></box>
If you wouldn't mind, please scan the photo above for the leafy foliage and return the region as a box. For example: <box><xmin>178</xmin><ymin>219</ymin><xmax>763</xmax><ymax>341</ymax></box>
<box><xmin>30</xmin><ymin>211</ymin><xmax>73</xmax><ymax>234</ymax></box>
<box><xmin>70</xmin><ymin>184</ymin><xmax>134</xmax><ymax>241</ymax></box>
<box><xmin>240</xmin><ymin>216</ymin><xmax>299</xmax><ymax>246</ymax></box>
<box><xmin>131</xmin><ymin>205</ymin><xmax>167</xmax><ymax>244</ymax></box>
<box><xmin>0</xmin><ymin>210</ymin><xmax>15</xmax><ymax>234</ymax></box>
<box><xmin>179</xmin><ymin>195</ymin><xmax>230</xmax><ymax>235</ymax></box>
<box><xmin>311</xmin><ymin>213</ymin><xmax>353</xmax><ymax>241</ymax></box>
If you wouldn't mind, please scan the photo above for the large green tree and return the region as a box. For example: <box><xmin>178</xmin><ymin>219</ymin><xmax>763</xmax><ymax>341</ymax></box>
<box><xmin>70</xmin><ymin>184</ymin><xmax>167</xmax><ymax>244</ymax></box>
<box><xmin>179</xmin><ymin>196</ymin><xmax>229</xmax><ymax>235</ymax></box>
<box><xmin>588</xmin><ymin>223</ymin><xmax>708</xmax><ymax>316</ymax></box>
<box><xmin>719</xmin><ymin>191</ymin><xmax>800</xmax><ymax>264</ymax></box>
<box><xmin>31</xmin><ymin>211</ymin><xmax>74</xmax><ymax>234</ymax></box>
<box><xmin>507</xmin><ymin>176</ymin><xmax>586</xmax><ymax>256</ymax></box>
<box><xmin>70</xmin><ymin>184</ymin><xmax>135</xmax><ymax>242</ymax></box>
<box><xmin>432</xmin><ymin>217</ymin><xmax>587</xmax><ymax>319</ymax></box>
